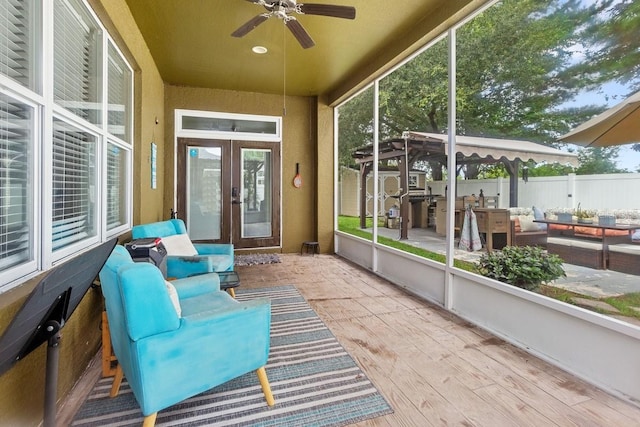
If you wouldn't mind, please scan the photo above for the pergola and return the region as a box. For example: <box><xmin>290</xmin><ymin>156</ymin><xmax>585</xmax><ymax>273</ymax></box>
<box><xmin>352</xmin><ymin>131</ymin><xmax>579</xmax><ymax>239</ymax></box>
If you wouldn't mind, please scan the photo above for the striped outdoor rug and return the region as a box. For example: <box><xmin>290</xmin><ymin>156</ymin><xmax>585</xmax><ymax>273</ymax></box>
<box><xmin>72</xmin><ymin>285</ymin><xmax>393</xmax><ymax>426</ymax></box>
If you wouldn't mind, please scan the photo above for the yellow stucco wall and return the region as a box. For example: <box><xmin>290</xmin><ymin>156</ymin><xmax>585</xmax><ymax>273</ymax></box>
<box><xmin>164</xmin><ymin>86</ymin><xmax>328</xmax><ymax>253</ymax></box>
<box><xmin>0</xmin><ymin>1</ymin><xmax>166</xmax><ymax>425</ymax></box>
<box><xmin>316</xmin><ymin>97</ymin><xmax>335</xmax><ymax>254</ymax></box>
<box><xmin>86</xmin><ymin>0</ymin><xmax>167</xmax><ymax>226</ymax></box>
<box><xmin>0</xmin><ymin>279</ymin><xmax>104</xmax><ymax>426</ymax></box>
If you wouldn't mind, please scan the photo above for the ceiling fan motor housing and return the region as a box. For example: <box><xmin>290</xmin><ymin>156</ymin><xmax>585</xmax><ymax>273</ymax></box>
<box><xmin>234</xmin><ymin>0</ymin><xmax>356</xmax><ymax>49</ymax></box>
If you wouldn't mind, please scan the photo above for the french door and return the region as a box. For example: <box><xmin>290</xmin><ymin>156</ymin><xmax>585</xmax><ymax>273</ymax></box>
<box><xmin>177</xmin><ymin>138</ymin><xmax>281</xmax><ymax>249</ymax></box>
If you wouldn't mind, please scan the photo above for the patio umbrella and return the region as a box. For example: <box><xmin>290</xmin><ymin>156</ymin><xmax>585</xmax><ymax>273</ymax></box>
<box><xmin>559</xmin><ymin>90</ymin><xmax>640</xmax><ymax>147</ymax></box>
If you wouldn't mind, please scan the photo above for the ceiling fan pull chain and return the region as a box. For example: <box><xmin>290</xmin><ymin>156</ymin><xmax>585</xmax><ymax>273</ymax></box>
<box><xmin>283</xmin><ymin>22</ymin><xmax>287</xmax><ymax>116</ymax></box>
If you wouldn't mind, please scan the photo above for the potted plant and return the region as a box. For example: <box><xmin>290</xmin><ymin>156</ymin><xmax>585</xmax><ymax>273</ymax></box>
<box><xmin>476</xmin><ymin>246</ymin><xmax>566</xmax><ymax>291</ymax></box>
<box><xmin>575</xmin><ymin>203</ymin><xmax>594</xmax><ymax>224</ymax></box>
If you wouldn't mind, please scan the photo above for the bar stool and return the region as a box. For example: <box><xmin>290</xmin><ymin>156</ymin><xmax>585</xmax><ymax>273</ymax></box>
<box><xmin>301</xmin><ymin>241</ymin><xmax>320</xmax><ymax>255</ymax></box>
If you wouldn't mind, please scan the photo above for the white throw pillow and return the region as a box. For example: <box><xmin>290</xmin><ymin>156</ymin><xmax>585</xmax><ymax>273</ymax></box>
<box><xmin>532</xmin><ymin>206</ymin><xmax>548</xmax><ymax>230</ymax></box>
<box><xmin>164</xmin><ymin>280</ymin><xmax>182</xmax><ymax>317</ymax></box>
<box><xmin>161</xmin><ymin>234</ymin><xmax>198</xmax><ymax>256</ymax></box>
<box><xmin>519</xmin><ymin>216</ymin><xmax>540</xmax><ymax>232</ymax></box>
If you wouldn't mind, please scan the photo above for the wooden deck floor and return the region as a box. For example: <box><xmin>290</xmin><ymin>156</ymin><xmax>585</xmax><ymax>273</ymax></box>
<box><xmin>237</xmin><ymin>254</ymin><xmax>640</xmax><ymax>426</ymax></box>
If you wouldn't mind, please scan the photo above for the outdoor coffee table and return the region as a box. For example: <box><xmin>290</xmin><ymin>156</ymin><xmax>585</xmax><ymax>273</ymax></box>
<box><xmin>218</xmin><ymin>271</ymin><xmax>240</xmax><ymax>298</ymax></box>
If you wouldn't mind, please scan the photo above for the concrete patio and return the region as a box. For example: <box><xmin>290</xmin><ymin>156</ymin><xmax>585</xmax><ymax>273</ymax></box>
<box><xmin>59</xmin><ymin>253</ymin><xmax>640</xmax><ymax>425</ymax></box>
<box><xmin>219</xmin><ymin>254</ymin><xmax>640</xmax><ymax>424</ymax></box>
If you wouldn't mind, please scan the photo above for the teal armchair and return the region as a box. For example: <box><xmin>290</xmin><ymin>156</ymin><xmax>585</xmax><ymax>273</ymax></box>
<box><xmin>131</xmin><ymin>219</ymin><xmax>234</xmax><ymax>278</ymax></box>
<box><xmin>99</xmin><ymin>246</ymin><xmax>273</xmax><ymax>426</ymax></box>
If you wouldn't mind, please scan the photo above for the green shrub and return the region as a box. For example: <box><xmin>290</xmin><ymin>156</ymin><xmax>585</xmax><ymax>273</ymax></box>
<box><xmin>476</xmin><ymin>246</ymin><xmax>566</xmax><ymax>291</ymax></box>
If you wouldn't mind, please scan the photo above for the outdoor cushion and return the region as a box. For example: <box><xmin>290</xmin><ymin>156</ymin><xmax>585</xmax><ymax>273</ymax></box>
<box><xmin>519</xmin><ymin>216</ymin><xmax>539</xmax><ymax>232</ymax></box>
<box><xmin>604</xmin><ymin>229</ymin><xmax>628</xmax><ymax>236</ymax></box>
<box><xmin>161</xmin><ymin>234</ymin><xmax>199</xmax><ymax>256</ymax></box>
<box><xmin>132</xmin><ymin>219</ymin><xmax>234</xmax><ymax>278</ymax></box>
<box><xmin>532</xmin><ymin>206</ymin><xmax>547</xmax><ymax>230</ymax></box>
<box><xmin>164</xmin><ymin>280</ymin><xmax>182</xmax><ymax>317</ymax></box>
<box><xmin>608</xmin><ymin>243</ymin><xmax>640</xmax><ymax>255</ymax></box>
<box><xmin>549</xmin><ymin>224</ymin><xmax>572</xmax><ymax>231</ymax></box>
<box><xmin>574</xmin><ymin>227</ymin><xmax>629</xmax><ymax>237</ymax></box>
<box><xmin>512</xmin><ymin>217</ymin><xmax>521</xmax><ymax>233</ymax></box>
<box><xmin>547</xmin><ymin>237</ymin><xmax>602</xmax><ymax>250</ymax></box>
<box><xmin>511</xmin><ymin>216</ymin><xmax>522</xmax><ymax>233</ymax></box>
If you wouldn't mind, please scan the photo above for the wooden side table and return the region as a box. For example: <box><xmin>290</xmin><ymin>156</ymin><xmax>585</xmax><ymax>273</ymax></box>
<box><xmin>101</xmin><ymin>311</ymin><xmax>117</xmax><ymax>377</ymax></box>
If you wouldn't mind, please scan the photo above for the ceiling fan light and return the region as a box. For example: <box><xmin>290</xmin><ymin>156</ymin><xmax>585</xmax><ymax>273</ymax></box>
<box><xmin>252</xmin><ymin>46</ymin><xmax>268</xmax><ymax>54</ymax></box>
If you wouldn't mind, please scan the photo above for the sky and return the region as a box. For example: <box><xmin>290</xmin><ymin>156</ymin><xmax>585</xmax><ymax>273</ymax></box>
<box><xmin>563</xmin><ymin>83</ymin><xmax>640</xmax><ymax>172</ymax></box>
<box><xmin>615</xmin><ymin>146</ymin><xmax>640</xmax><ymax>172</ymax></box>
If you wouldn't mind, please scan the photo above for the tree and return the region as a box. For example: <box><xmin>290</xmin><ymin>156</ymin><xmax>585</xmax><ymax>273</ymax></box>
<box><xmin>337</xmin><ymin>86</ymin><xmax>374</xmax><ymax>169</ymax></box>
<box><xmin>575</xmin><ymin>147</ymin><xmax>626</xmax><ymax>174</ymax></box>
<box><xmin>369</xmin><ymin>0</ymin><xmax>597</xmax><ymax>178</ymax></box>
<box><xmin>576</xmin><ymin>0</ymin><xmax>640</xmax><ymax>95</ymax></box>
<box><xmin>456</xmin><ymin>0</ymin><xmax>594</xmax><ymax>142</ymax></box>
<box><xmin>527</xmin><ymin>162</ymin><xmax>575</xmax><ymax>177</ymax></box>
<box><xmin>337</xmin><ymin>0</ymin><xmax>640</xmax><ymax>177</ymax></box>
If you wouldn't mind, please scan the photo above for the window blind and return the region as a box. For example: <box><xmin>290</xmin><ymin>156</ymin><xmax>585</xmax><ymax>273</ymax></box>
<box><xmin>0</xmin><ymin>0</ymin><xmax>37</xmax><ymax>91</ymax></box>
<box><xmin>106</xmin><ymin>142</ymin><xmax>126</xmax><ymax>230</ymax></box>
<box><xmin>0</xmin><ymin>0</ymin><xmax>133</xmax><ymax>288</ymax></box>
<box><xmin>54</xmin><ymin>0</ymin><xmax>101</xmax><ymax>124</ymax></box>
<box><xmin>52</xmin><ymin>118</ymin><xmax>96</xmax><ymax>250</ymax></box>
<box><xmin>107</xmin><ymin>43</ymin><xmax>131</xmax><ymax>142</ymax></box>
<box><xmin>0</xmin><ymin>93</ymin><xmax>32</xmax><ymax>270</ymax></box>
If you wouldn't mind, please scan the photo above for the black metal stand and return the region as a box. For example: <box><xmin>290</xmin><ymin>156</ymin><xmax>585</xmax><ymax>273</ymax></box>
<box><xmin>0</xmin><ymin>238</ymin><xmax>117</xmax><ymax>427</ymax></box>
<box><xmin>44</xmin><ymin>323</ymin><xmax>61</xmax><ymax>427</ymax></box>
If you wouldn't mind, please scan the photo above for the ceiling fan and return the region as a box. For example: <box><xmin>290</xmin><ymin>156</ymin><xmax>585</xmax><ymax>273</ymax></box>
<box><xmin>231</xmin><ymin>0</ymin><xmax>356</xmax><ymax>49</ymax></box>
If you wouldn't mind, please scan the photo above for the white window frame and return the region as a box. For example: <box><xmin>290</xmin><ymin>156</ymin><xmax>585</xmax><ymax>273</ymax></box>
<box><xmin>103</xmin><ymin>138</ymin><xmax>133</xmax><ymax>240</ymax></box>
<box><xmin>175</xmin><ymin>109</ymin><xmax>282</xmax><ymax>142</ymax></box>
<box><xmin>0</xmin><ymin>0</ymin><xmax>134</xmax><ymax>292</ymax></box>
<box><xmin>0</xmin><ymin>89</ymin><xmax>41</xmax><ymax>285</ymax></box>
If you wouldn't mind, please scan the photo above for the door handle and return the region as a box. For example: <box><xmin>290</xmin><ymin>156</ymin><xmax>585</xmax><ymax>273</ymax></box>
<box><xmin>232</xmin><ymin>187</ymin><xmax>242</xmax><ymax>204</ymax></box>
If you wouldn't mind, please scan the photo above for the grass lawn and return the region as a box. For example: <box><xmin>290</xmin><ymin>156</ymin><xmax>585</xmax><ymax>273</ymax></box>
<box><xmin>539</xmin><ymin>286</ymin><xmax>640</xmax><ymax>321</ymax></box>
<box><xmin>337</xmin><ymin>216</ymin><xmax>477</xmax><ymax>272</ymax></box>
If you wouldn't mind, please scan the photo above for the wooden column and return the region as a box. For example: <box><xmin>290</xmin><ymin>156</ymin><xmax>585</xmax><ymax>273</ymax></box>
<box><xmin>503</xmin><ymin>158</ymin><xmax>520</xmax><ymax>208</ymax></box>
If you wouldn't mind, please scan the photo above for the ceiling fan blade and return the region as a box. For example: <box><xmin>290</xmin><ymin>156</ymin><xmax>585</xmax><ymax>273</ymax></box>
<box><xmin>231</xmin><ymin>14</ymin><xmax>269</xmax><ymax>38</ymax></box>
<box><xmin>286</xmin><ymin>19</ymin><xmax>315</xmax><ymax>49</ymax></box>
<box><xmin>298</xmin><ymin>3</ymin><xmax>356</xmax><ymax>19</ymax></box>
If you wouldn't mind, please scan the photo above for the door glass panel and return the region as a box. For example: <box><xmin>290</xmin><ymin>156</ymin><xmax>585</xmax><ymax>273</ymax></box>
<box><xmin>186</xmin><ymin>146</ymin><xmax>222</xmax><ymax>240</ymax></box>
<box><xmin>241</xmin><ymin>148</ymin><xmax>271</xmax><ymax>238</ymax></box>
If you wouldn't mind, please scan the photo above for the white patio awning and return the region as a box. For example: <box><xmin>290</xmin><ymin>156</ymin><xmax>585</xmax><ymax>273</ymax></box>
<box><xmin>404</xmin><ymin>131</ymin><xmax>579</xmax><ymax>166</ymax></box>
